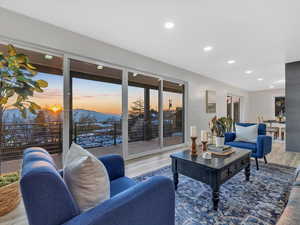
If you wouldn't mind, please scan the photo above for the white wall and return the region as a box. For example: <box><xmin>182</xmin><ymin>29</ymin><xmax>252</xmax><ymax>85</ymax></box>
<box><xmin>246</xmin><ymin>88</ymin><xmax>285</xmax><ymax>122</ymax></box>
<box><xmin>0</xmin><ymin>7</ymin><xmax>249</xmax><ymax>137</ymax></box>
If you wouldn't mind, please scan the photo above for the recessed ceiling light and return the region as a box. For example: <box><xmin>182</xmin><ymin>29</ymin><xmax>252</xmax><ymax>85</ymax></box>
<box><xmin>44</xmin><ymin>54</ymin><xmax>53</xmax><ymax>60</ymax></box>
<box><xmin>227</xmin><ymin>60</ymin><xmax>236</xmax><ymax>64</ymax></box>
<box><xmin>269</xmin><ymin>85</ymin><xmax>275</xmax><ymax>88</ymax></box>
<box><xmin>257</xmin><ymin>78</ymin><xmax>263</xmax><ymax>81</ymax></box>
<box><xmin>245</xmin><ymin>70</ymin><xmax>253</xmax><ymax>74</ymax></box>
<box><xmin>203</xmin><ymin>46</ymin><xmax>213</xmax><ymax>52</ymax></box>
<box><xmin>133</xmin><ymin>73</ymin><xmax>138</xmax><ymax>77</ymax></box>
<box><xmin>164</xmin><ymin>21</ymin><xmax>175</xmax><ymax>29</ymax></box>
<box><xmin>97</xmin><ymin>65</ymin><xmax>103</xmax><ymax>70</ymax></box>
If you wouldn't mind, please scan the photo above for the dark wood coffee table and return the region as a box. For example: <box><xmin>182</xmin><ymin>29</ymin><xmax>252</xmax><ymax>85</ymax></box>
<box><xmin>170</xmin><ymin>148</ymin><xmax>251</xmax><ymax>210</ymax></box>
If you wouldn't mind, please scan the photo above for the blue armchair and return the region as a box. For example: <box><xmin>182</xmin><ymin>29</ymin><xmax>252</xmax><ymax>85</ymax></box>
<box><xmin>20</xmin><ymin>147</ymin><xmax>175</xmax><ymax>225</ymax></box>
<box><xmin>225</xmin><ymin>123</ymin><xmax>272</xmax><ymax>170</ymax></box>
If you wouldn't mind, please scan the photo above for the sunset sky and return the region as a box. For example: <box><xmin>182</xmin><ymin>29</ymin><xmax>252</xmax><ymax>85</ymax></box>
<box><xmin>8</xmin><ymin>72</ymin><xmax>183</xmax><ymax>115</ymax></box>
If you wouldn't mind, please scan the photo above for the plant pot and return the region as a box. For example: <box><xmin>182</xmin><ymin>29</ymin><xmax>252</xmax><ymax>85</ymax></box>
<box><xmin>215</xmin><ymin>136</ymin><xmax>225</xmax><ymax>147</ymax></box>
<box><xmin>0</xmin><ymin>175</ymin><xmax>21</xmax><ymax>216</ymax></box>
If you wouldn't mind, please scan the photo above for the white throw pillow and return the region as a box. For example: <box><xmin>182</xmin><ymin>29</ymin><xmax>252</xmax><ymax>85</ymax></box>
<box><xmin>235</xmin><ymin>124</ymin><xmax>258</xmax><ymax>143</ymax></box>
<box><xmin>64</xmin><ymin>143</ymin><xmax>110</xmax><ymax>212</ymax></box>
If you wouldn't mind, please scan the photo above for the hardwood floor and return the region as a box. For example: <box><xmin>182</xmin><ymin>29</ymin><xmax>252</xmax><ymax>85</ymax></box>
<box><xmin>0</xmin><ymin>141</ymin><xmax>299</xmax><ymax>225</ymax></box>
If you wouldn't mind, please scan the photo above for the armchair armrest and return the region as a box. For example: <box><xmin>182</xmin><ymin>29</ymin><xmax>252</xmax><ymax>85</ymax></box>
<box><xmin>256</xmin><ymin>135</ymin><xmax>272</xmax><ymax>158</ymax></box>
<box><xmin>98</xmin><ymin>154</ymin><xmax>125</xmax><ymax>181</ymax></box>
<box><xmin>63</xmin><ymin>176</ymin><xmax>175</xmax><ymax>225</ymax></box>
<box><xmin>225</xmin><ymin>132</ymin><xmax>236</xmax><ymax>143</ymax></box>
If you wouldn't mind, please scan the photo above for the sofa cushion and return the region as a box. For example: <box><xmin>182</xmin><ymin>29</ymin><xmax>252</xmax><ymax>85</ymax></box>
<box><xmin>235</xmin><ymin>124</ymin><xmax>258</xmax><ymax>143</ymax></box>
<box><xmin>226</xmin><ymin>141</ymin><xmax>257</xmax><ymax>151</ymax></box>
<box><xmin>64</xmin><ymin>143</ymin><xmax>110</xmax><ymax>212</ymax></box>
<box><xmin>110</xmin><ymin>177</ymin><xmax>137</xmax><ymax>197</ymax></box>
<box><xmin>236</xmin><ymin>123</ymin><xmax>266</xmax><ymax>135</ymax></box>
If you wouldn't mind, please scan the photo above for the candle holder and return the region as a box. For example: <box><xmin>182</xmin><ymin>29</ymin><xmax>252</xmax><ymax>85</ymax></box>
<box><xmin>201</xmin><ymin>141</ymin><xmax>208</xmax><ymax>152</ymax></box>
<box><xmin>191</xmin><ymin>137</ymin><xmax>197</xmax><ymax>156</ymax></box>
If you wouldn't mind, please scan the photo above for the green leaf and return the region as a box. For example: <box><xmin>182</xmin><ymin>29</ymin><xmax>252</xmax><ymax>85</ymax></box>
<box><xmin>1</xmin><ymin>71</ymin><xmax>9</xmax><ymax>78</ymax></box>
<box><xmin>17</xmin><ymin>76</ymin><xmax>27</xmax><ymax>82</ymax></box>
<box><xmin>29</xmin><ymin>101</ymin><xmax>41</xmax><ymax>111</ymax></box>
<box><xmin>8</xmin><ymin>44</ymin><xmax>16</xmax><ymax>56</ymax></box>
<box><xmin>36</xmin><ymin>80</ymin><xmax>48</xmax><ymax>88</ymax></box>
<box><xmin>6</xmin><ymin>89</ymin><xmax>15</xmax><ymax>97</ymax></box>
<box><xmin>26</xmin><ymin>63</ymin><xmax>36</xmax><ymax>70</ymax></box>
<box><xmin>0</xmin><ymin>97</ymin><xmax>8</xmax><ymax>104</ymax></box>
<box><xmin>15</xmin><ymin>54</ymin><xmax>27</xmax><ymax>64</ymax></box>
<box><xmin>34</xmin><ymin>87</ymin><xmax>43</xmax><ymax>93</ymax></box>
<box><xmin>16</xmin><ymin>95</ymin><xmax>24</xmax><ymax>103</ymax></box>
<box><xmin>28</xmin><ymin>106</ymin><xmax>37</xmax><ymax>114</ymax></box>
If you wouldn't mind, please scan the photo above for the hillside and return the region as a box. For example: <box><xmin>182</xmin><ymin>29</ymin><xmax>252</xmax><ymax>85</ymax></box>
<box><xmin>2</xmin><ymin>108</ymin><xmax>121</xmax><ymax>123</ymax></box>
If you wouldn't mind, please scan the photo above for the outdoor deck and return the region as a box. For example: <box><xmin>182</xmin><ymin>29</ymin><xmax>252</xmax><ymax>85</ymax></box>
<box><xmin>0</xmin><ymin>136</ymin><xmax>183</xmax><ymax>173</ymax></box>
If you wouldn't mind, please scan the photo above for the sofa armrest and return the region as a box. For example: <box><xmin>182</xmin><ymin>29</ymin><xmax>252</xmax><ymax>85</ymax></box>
<box><xmin>98</xmin><ymin>154</ymin><xmax>125</xmax><ymax>181</ymax></box>
<box><xmin>225</xmin><ymin>132</ymin><xmax>236</xmax><ymax>143</ymax></box>
<box><xmin>256</xmin><ymin>135</ymin><xmax>272</xmax><ymax>158</ymax></box>
<box><xmin>63</xmin><ymin>176</ymin><xmax>175</xmax><ymax>225</ymax></box>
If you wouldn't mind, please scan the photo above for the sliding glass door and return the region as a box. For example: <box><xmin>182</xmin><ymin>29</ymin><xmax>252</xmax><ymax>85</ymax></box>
<box><xmin>66</xmin><ymin>59</ymin><xmax>186</xmax><ymax>159</ymax></box>
<box><xmin>227</xmin><ymin>95</ymin><xmax>240</xmax><ymax>123</ymax></box>
<box><xmin>163</xmin><ymin>80</ymin><xmax>185</xmax><ymax>147</ymax></box>
<box><xmin>70</xmin><ymin>59</ymin><xmax>123</xmax><ymax>156</ymax></box>
<box><xmin>127</xmin><ymin>72</ymin><xmax>160</xmax><ymax>155</ymax></box>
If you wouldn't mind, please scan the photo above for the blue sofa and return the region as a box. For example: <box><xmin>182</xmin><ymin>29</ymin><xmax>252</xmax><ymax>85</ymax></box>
<box><xmin>20</xmin><ymin>147</ymin><xmax>175</xmax><ymax>225</ymax></box>
<box><xmin>225</xmin><ymin>123</ymin><xmax>272</xmax><ymax>170</ymax></box>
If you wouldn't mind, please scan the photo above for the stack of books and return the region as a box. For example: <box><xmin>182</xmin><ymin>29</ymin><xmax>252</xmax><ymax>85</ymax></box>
<box><xmin>207</xmin><ymin>145</ymin><xmax>232</xmax><ymax>154</ymax></box>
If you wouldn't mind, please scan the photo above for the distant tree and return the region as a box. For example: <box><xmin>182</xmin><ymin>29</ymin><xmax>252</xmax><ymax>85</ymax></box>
<box><xmin>129</xmin><ymin>98</ymin><xmax>144</xmax><ymax>119</ymax></box>
<box><xmin>32</xmin><ymin>110</ymin><xmax>48</xmax><ymax>143</ymax></box>
<box><xmin>34</xmin><ymin>110</ymin><xmax>46</xmax><ymax>124</ymax></box>
<box><xmin>150</xmin><ymin>108</ymin><xmax>158</xmax><ymax>119</ymax></box>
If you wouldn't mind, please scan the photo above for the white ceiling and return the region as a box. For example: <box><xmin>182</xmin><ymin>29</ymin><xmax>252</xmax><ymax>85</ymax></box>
<box><xmin>1</xmin><ymin>0</ymin><xmax>300</xmax><ymax>91</ymax></box>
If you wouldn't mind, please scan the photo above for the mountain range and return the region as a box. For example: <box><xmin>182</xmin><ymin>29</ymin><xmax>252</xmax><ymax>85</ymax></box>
<box><xmin>2</xmin><ymin>108</ymin><xmax>121</xmax><ymax>123</ymax></box>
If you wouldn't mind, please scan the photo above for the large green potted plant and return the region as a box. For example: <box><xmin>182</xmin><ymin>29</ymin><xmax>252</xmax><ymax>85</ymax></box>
<box><xmin>209</xmin><ymin>116</ymin><xmax>232</xmax><ymax>147</ymax></box>
<box><xmin>0</xmin><ymin>44</ymin><xmax>48</xmax><ymax>215</ymax></box>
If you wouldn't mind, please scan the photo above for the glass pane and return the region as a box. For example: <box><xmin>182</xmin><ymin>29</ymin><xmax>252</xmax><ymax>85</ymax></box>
<box><xmin>71</xmin><ymin>59</ymin><xmax>122</xmax><ymax>157</ymax></box>
<box><xmin>128</xmin><ymin>72</ymin><xmax>160</xmax><ymax>155</ymax></box>
<box><xmin>163</xmin><ymin>80</ymin><xmax>184</xmax><ymax>147</ymax></box>
<box><xmin>0</xmin><ymin>44</ymin><xmax>63</xmax><ymax>173</ymax></box>
<box><xmin>233</xmin><ymin>96</ymin><xmax>240</xmax><ymax>123</ymax></box>
<box><xmin>227</xmin><ymin>96</ymin><xmax>232</xmax><ymax>119</ymax></box>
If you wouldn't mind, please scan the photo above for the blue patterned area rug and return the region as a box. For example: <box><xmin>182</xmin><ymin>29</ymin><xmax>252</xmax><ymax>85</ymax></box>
<box><xmin>134</xmin><ymin>162</ymin><xmax>295</xmax><ymax>225</ymax></box>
